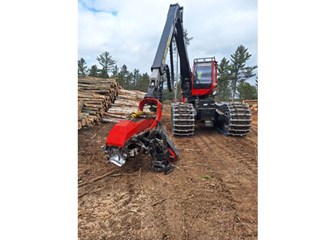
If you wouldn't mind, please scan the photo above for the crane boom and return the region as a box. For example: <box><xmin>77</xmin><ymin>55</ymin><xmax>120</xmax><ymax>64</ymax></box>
<box><xmin>146</xmin><ymin>3</ymin><xmax>191</xmax><ymax>100</ymax></box>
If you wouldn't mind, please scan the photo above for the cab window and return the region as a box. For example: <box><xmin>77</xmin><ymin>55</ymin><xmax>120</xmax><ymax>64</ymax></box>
<box><xmin>194</xmin><ymin>62</ymin><xmax>212</xmax><ymax>89</ymax></box>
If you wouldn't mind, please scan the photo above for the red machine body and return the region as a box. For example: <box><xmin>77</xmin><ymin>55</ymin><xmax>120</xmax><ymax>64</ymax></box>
<box><xmin>191</xmin><ymin>58</ymin><xmax>218</xmax><ymax>97</ymax></box>
<box><xmin>106</xmin><ymin>119</ymin><xmax>154</xmax><ymax>148</ymax></box>
<box><xmin>106</xmin><ymin>98</ymin><xmax>161</xmax><ymax>148</ymax></box>
<box><xmin>104</xmin><ymin>97</ymin><xmax>178</xmax><ymax>173</ymax></box>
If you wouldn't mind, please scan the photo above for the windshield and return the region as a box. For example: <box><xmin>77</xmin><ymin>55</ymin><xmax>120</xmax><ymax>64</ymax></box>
<box><xmin>194</xmin><ymin>62</ymin><xmax>212</xmax><ymax>89</ymax></box>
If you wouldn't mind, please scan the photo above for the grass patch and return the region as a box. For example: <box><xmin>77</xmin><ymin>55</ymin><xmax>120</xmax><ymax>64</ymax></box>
<box><xmin>200</xmin><ymin>174</ymin><xmax>212</xmax><ymax>180</ymax></box>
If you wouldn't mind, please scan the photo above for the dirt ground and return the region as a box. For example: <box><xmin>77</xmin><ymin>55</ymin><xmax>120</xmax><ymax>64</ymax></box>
<box><xmin>78</xmin><ymin>106</ymin><xmax>258</xmax><ymax>240</ymax></box>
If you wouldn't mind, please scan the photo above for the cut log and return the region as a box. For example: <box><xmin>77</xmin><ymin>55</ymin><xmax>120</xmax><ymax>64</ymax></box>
<box><xmin>83</xmin><ymin>103</ymin><xmax>103</xmax><ymax>108</ymax></box>
<box><xmin>82</xmin><ymin>89</ymin><xmax>111</xmax><ymax>94</ymax></box>
<box><xmin>78</xmin><ymin>101</ymin><xmax>84</xmax><ymax>115</ymax></box>
<box><xmin>78</xmin><ymin>77</ymin><xmax>147</xmax><ymax>129</ymax></box>
<box><xmin>112</xmin><ymin>99</ymin><xmax>140</xmax><ymax>107</ymax></box>
<box><xmin>102</xmin><ymin>117</ymin><xmax>123</xmax><ymax>123</ymax></box>
<box><xmin>104</xmin><ymin>113</ymin><xmax>127</xmax><ymax>119</ymax></box>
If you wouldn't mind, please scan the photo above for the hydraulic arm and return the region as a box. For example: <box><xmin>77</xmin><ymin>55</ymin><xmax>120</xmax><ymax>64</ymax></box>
<box><xmin>104</xmin><ymin>4</ymin><xmax>187</xmax><ymax>173</ymax></box>
<box><xmin>146</xmin><ymin>3</ymin><xmax>191</xmax><ymax>101</ymax></box>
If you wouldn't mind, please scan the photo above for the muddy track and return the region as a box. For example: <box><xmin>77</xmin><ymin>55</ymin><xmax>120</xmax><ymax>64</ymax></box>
<box><xmin>78</xmin><ymin>105</ymin><xmax>258</xmax><ymax>239</ymax></box>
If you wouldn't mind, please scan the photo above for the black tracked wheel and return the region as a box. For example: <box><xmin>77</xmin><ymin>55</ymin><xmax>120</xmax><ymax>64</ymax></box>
<box><xmin>215</xmin><ymin>102</ymin><xmax>252</xmax><ymax>136</ymax></box>
<box><xmin>171</xmin><ymin>102</ymin><xmax>195</xmax><ymax>136</ymax></box>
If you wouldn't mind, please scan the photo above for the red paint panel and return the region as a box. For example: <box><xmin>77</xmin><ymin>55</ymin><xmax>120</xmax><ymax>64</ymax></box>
<box><xmin>167</xmin><ymin>147</ymin><xmax>178</xmax><ymax>162</ymax></box>
<box><xmin>138</xmin><ymin>98</ymin><xmax>162</xmax><ymax>129</ymax></box>
<box><xmin>191</xmin><ymin>88</ymin><xmax>213</xmax><ymax>96</ymax></box>
<box><xmin>106</xmin><ymin>97</ymin><xmax>162</xmax><ymax>148</ymax></box>
<box><xmin>106</xmin><ymin>119</ymin><xmax>154</xmax><ymax>148</ymax></box>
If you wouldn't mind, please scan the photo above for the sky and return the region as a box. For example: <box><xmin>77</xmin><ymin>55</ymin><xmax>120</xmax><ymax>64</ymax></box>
<box><xmin>78</xmin><ymin>0</ymin><xmax>257</xmax><ymax>83</ymax></box>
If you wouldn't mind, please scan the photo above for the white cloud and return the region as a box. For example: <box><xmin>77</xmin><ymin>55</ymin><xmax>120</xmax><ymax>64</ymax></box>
<box><xmin>78</xmin><ymin>0</ymin><xmax>257</xmax><ymax>80</ymax></box>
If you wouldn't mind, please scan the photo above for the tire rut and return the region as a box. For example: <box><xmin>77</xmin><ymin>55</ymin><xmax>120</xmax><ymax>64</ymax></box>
<box><xmin>190</xmin><ymin>133</ymin><xmax>256</xmax><ymax>238</ymax></box>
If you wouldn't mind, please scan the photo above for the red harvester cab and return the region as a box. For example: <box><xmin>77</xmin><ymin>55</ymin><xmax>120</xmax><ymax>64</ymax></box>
<box><xmin>191</xmin><ymin>57</ymin><xmax>218</xmax><ymax>97</ymax></box>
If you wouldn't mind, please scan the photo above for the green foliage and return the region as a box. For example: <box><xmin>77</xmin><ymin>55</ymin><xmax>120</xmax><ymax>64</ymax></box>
<box><xmin>237</xmin><ymin>82</ymin><xmax>257</xmax><ymax>100</ymax></box>
<box><xmin>117</xmin><ymin>64</ymin><xmax>129</xmax><ymax>87</ymax></box>
<box><xmin>112</xmin><ymin>65</ymin><xmax>119</xmax><ymax>77</ymax></box>
<box><xmin>216</xmin><ymin>45</ymin><xmax>257</xmax><ymax>101</ymax></box>
<box><xmin>78</xmin><ymin>58</ymin><xmax>88</xmax><ymax>77</ymax></box>
<box><xmin>114</xmin><ymin>64</ymin><xmax>150</xmax><ymax>91</ymax></box>
<box><xmin>229</xmin><ymin>45</ymin><xmax>257</xmax><ymax>99</ymax></box>
<box><xmin>99</xmin><ymin>68</ymin><xmax>108</xmax><ymax>78</ymax></box>
<box><xmin>88</xmin><ymin>65</ymin><xmax>99</xmax><ymax>77</ymax></box>
<box><xmin>183</xmin><ymin>29</ymin><xmax>193</xmax><ymax>46</ymax></box>
<box><xmin>81</xmin><ymin>52</ymin><xmax>150</xmax><ymax>92</ymax></box>
<box><xmin>96</xmin><ymin>51</ymin><xmax>116</xmax><ymax>78</ymax></box>
<box><xmin>130</xmin><ymin>69</ymin><xmax>140</xmax><ymax>90</ymax></box>
<box><xmin>216</xmin><ymin>57</ymin><xmax>231</xmax><ymax>101</ymax></box>
<box><xmin>136</xmin><ymin>72</ymin><xmax>150</xmax><ymax>92</ymax></box>
<box><xmin>162</xmin><ymin>89</ymin><xmax>175</xmax><ymax>102</ymax></box>
<box><xmin>125</xmin><ymin>69</ymin><xmax>141</xmax><ymax>90</ymax></box>
<box><xmin>80</xmin><ymin>43</ymin><xmax>257</xmax><ymax>103</ymax></box>
<box><xmin>200</xmin><ymin>174</ymin><xmax>212</xmax><ymax>180</ymax></box>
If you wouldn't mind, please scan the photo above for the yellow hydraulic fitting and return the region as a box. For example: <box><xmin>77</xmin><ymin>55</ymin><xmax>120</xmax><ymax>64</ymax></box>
<box><xmin>128</xmin><ymin>111</ymin><xmax>144</xmax><ymax>119</ymax></box>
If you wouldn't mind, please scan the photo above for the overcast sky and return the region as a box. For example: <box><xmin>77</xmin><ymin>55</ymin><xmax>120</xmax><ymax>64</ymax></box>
<box><xmin>78</xmin><ymin>0</ymin><xmax>257</xmax><ymax>83</ymax></box>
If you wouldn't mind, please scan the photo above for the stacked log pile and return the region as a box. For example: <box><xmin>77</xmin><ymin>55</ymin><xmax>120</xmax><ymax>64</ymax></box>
<box><xmin>78</xmin><ymin>77</ymin><xmax>119</xmax><ymax>130</ymax></box>
<box><xmin>242</xmin><ymin>99</ymin><xmax>257</xmax><ymax>106</ymax></box>
<box><xmin>242</xmin><ymin>100</ymin><xmax>258</xmax><ymax>113</ymax></box>
<box><xmin>102</xmin><ymin>89</ymin><xmax>146</xmax><ymax>123</ymax></box>
<box><xmin>250</xmin><ymin>103</ymin><xmax>258</xmax><ymax>113</ymax></box>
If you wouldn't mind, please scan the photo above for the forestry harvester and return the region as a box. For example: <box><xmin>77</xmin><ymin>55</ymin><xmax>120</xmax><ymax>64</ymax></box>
<box><xmin>104</xmin><ymin>3</ymin><xmax>251</xmax><ymax>173</ymax></box>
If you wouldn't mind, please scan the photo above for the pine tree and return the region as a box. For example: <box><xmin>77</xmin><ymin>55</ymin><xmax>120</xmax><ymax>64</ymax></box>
<box><xmin>117</xmin><ymin>64</ymin><xmax>129</xmax><ymax>87</ymax></box>
<box><xmin>88</xmin><ymin>65</ymin><xmax>99</xmax><ymax>77</ymax></box>
<box><xmin>127</xmin><ymin>72</ymin><xmax>134</xmax><ymax>90</ymax></box>
<box><xmin>96</xmin><ymin>51</ymin><xmax>116</xmax><ymax>78</ymax></box>
<box><xmin>183</xmin><ymin>29</ymin><xmax>193</xmax><ymax>46</ymax></box>
<box><xmin>78</xmin><ymin>58</ymin><xmax>88</xmax><ymax>77</ymax></box>
<box><xmin>237</xmin><ymin>82</ymin><xmax>257</xmax><ymax>100</ymax></box>
<box><xmin>217</xmin><ymin>57</ymin><xmax>231</xmax><ymax>101</ymax></box>
<box><xmin>229</xmin><ymin>45</ymin><xmax>257</xmax><ymax>100</ymax></box>
<box><xmin>112</xmin><ymin>65</ymin><xmax>119</xmax><ymax>77</ymax></box>
<box><xmin>137</xmin><ymin>73</ymin><xmax>150</xmax><ymax>92</ymax></box>
<box><xmin>132</xmin><ymin>69</ymin><xmax>141</xmax><ymax>89</ymax></box>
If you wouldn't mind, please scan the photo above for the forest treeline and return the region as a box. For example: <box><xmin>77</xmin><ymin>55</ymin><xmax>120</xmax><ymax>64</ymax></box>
<box><xmin>78</xmin><ymin>45</ymin><xmax>258</xmax><ymax>101</ymax></box>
